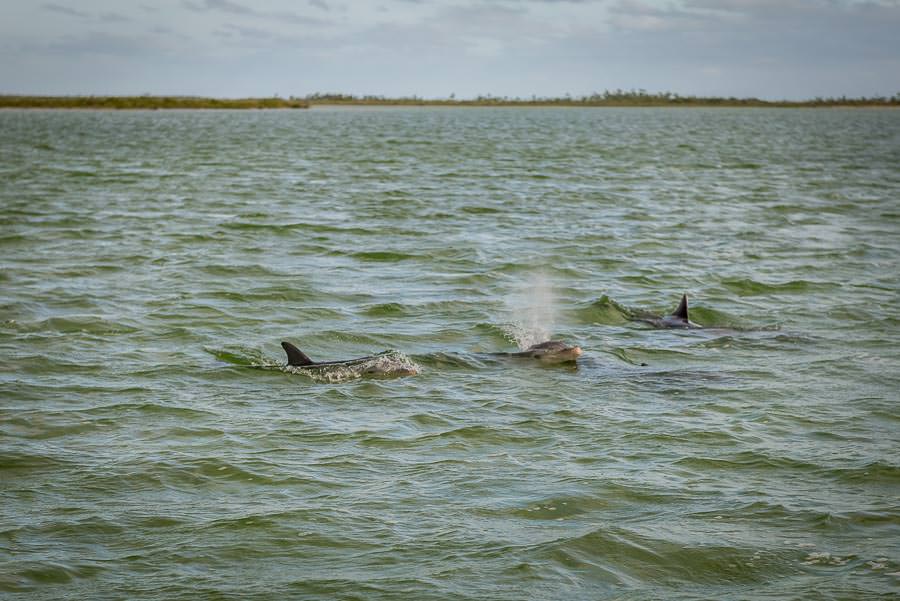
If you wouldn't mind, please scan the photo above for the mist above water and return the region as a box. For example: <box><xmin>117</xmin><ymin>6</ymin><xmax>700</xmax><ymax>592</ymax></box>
<box><xmin>504</xmin><ymin>272</ymin><xmax>559</xmax><ymax>349</ymax></box>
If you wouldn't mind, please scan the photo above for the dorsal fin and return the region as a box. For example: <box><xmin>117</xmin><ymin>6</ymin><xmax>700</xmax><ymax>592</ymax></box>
<box><xmin>671</xmin><ymin>294</ymin><xmax>689</xmax><ymax>320</ymax></box>
<box><xmin>281</xmin><ymin>341</ymin><xmax>314</xmax><ymax>366</ymax></box>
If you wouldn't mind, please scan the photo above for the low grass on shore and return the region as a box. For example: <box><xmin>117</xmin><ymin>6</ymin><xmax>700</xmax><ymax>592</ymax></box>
<box><xmin>304</xmin><ymin>90</ymin><xmax>900</xmax><ymax>108</ymax></box>
<box><xmin>0</xmin><ymin>95</ymin><xmax>310</xmax><ymax>109</ymax></box>
<box><xmin>3</xmin><ymin>91</ymin><xmax>898</xmax><ymax>109</ymax></box>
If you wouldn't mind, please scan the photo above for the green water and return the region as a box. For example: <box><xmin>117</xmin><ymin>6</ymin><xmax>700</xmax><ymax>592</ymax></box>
<box><xmin>1</xmin><ymin>107</ymin><xmax>898</xmax><ymax>600</ymax></box>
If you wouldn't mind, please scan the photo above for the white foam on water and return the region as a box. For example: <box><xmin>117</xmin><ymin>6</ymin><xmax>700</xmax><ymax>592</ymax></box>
<box><xmin>283</xmin><ymin>351</ymin><xmax>419</xmax><ymax>383</ymax></box>
<box><xmin>801</xmin><ymin>551</ymin><xmax>850</xmax><ymax>566</ymax></box>
<box><xmin>503</xmin><ymin>271</ymin><xmax>559</xmax><ymax>350</ymax></box>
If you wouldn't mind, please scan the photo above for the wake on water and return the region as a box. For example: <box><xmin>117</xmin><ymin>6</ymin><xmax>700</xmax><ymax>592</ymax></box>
<box><xmin>207</xmin><ymin>346</ymin><xmax>420</xmax><ymax>383</ymax></box>
<box><xmin>282</xmin><ymin>351</ymin><xmax>420</xmax><ymax>383</ymax></box>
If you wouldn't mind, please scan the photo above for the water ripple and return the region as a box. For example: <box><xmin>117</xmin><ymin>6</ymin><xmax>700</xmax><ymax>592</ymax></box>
<box><xmin>1</xmin><ymin>107</ymin><xmax>898</xmax><ymax>600</ymax></box>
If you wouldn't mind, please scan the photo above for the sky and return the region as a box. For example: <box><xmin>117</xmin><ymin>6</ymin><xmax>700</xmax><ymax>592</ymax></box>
<box><xmin>1</xmin><ymin>0</ymin><xmax>898</xmax><ymax>100</ymax></box>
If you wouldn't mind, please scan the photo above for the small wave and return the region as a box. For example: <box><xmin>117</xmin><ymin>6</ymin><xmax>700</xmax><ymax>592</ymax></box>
<box><xmin>217</xmin><ymin>220</ymin><xmax>345</xmax><ymax>235</ymax></box>
<box><xmin>474</xmin><ymin>322</ymin><xmax>519</xmax><ymax>344</ymax></box>
<box><xmin>205</xmin><ymin>345</ymin><xmax>272</xmax><ymax>367</ymax></box>
<box><xmin>361</xmin><ymin>302</ymin><xmax>411</xmax><ymax>317</ymax></box>
<box><xmin>197</xmin><ymin>264</ymin><xmax>284</xmax><ymax>278</ymax></box>
<box><xmin>485</xmin><ymin>494</ymin><xmax>607</xmax><ymax>520</ymax></box>
<box><xmin>688</xmin><ymin>500</ymin><xmax>894</xmax><ymax>532</ymax></box>
<box><xmin>609</xmin><ymin>346</ymin><xmax>694</xmax><ymax>362</ymax></box>
<box><xmin>0</xmin><ymin>451</ymin><xmax>73</xmax><ymax>472</ymax></box>
<box><xmin>539</xmin><ymin>524</ymin><xmax>770</xmax><ymax>585</ymax></box>
<box><xmin>173</xmin><ymin>457</ymin><xmax>310</xmax><ymax>485</ymax></box>
<box><xmin>687</xmin><ymin>306</ymin><xmax>769</xmax><ymax>330</ymax></box>
<box><xmin>83</xmin><ymin>402</ymin><xmax>218</xmax><ymax>419</ymax></box>
<box><xmin>14</xmin><ymin>315</ymin><xmax>139</xmax><ymax>335</ymax></box>
<box><xmin>828</xmin><ymin>461</ymin><xmax>900</xmax><ymax>485</ymax></box>
<box><xmin>203</xmin><ymin>287</ymin><xmax>317</xmax><ymax>303</ymax></box>
<box><xmin>674</xmin><ymin>450</ymin><xmax>821</xmax><ymax>472</ymax></box>
<box><xmin>575</xmin><ymin>295</ymin><xmax>634</xmax><ymax>324</ymax></box>
<box><xmin>607</xmin><ymin>347</ymin><xmax>653</xmax><ymax>366</ymax></box>
<box><xmin>63</xmin><ymin>169</ymin><xmax>98</xmax><ymax>178</ymax></box>
<box><xmin>1</xmin><ymin>416</ymin><xmax>113</xmax><ymax>441</ymax></box>
<box><xmin>461</xmin><ymin>205</ymin><xmax>502</xmax><ymax>214</ymax></box>
<box><xmin>3</xmin><ymin>559</ymin><xmax>104</xmax><ymax>589</ymax></box>
<box><xmin>350</xmin><ymin>250</ymin><xmax>418</xmax><ymax>262</ymax></box>
<box><xmin>720</xmin><ymin>277</ymin><xmax>835</xmax><ymax>296</ymax></box>
<box><xmin>313</xmin><ymin>331</ymin><xmax>386</xmax><ymax>346</ymax></box>
<box><xmin>359</xmin><ymin>424</ymin><xmax>539</xmax><ymax>449</ymax></box>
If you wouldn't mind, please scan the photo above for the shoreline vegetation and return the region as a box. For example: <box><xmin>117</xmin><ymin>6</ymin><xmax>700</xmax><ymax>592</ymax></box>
<box><xmin>0</xmin><ymin>96</ymin><xmax>310</xmax><ymax>110</ymax></box>
<box><xmin>2</xmin><ymin>91</ymin><xmax>899</xmax><ymax>109</ymax></box>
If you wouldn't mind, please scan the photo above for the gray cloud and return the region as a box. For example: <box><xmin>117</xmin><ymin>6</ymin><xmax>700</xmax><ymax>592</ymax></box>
<box><xmin>43</xmin><ymin>3</ymin><xmax>133</xmax><ymax>24</ymax></box>
<box><xmin>603</xmin><ymin>0</ymin><xmax>900</xmax><ymax>60</ymax></box>
<box><xmin>99</xmin><ymin>12</ymin><xmax>131</xmax><ymax>24</ymax></box>
<box><xmin>185</xmin><ymin>0</ymin><xmax>254</xmax><ymax>15</ymax></box>
<box><xmin>42</xmin><ymin>3</ymin><xmax>91</xmax><ymax>18</ymax></box>
<box><xmin>45</xmin><ymin>31</ymin><xmax>166</xmax><ymax>57</ymax></box>
<box><xmin>214</xmin><ymin>22</ymin><xmax>293</xmax><ymax>43</ymax></box>
<box><xmin>349</xmin><ymin>2</ymin><xmax>552</xmax><ymax>57</ymax></box>
<box><xmin>608</xmin><ymin>0</ymin><xmax>712</xmax><ymax>31</ymax></box>
<box><xmin>6</xmin><ymin>0</ymin><xmax>900</xmax><ymax>99</ymax></box>
<box><xmin>183</xmin><ymin>0</ymin><xmax>331</xmax><ymax>25</ymax></box>
<box><xmin>213</xmin><ymin>23</ymin><xmax>276</xmax><ymax>43</ymax></box>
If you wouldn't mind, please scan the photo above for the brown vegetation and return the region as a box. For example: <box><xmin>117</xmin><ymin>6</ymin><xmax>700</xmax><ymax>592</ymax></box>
<box><xmin>0</xmin><ymin>95</ymin><xmax>309</xmax><ymax>109</ymax></box>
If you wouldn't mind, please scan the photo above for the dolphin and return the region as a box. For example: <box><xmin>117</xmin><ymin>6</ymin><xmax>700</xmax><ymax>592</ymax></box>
<box><xmin>490</xmin><ymin>340</ymin><xmax>583</xmax><ymax>364</ymax></box>
<box><xmin>634</xmin><ymin>294</ymin><xmax>702</xmax><ymax>329</ymax></box>
<box><xmin>281</xmin><ymin>341</ymin><xmax>418</xmax><ymax>376</ymax></box>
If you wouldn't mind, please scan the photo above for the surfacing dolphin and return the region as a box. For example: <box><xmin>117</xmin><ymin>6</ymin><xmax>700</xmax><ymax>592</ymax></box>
<box><xmin>634</xmin><ymin>294</ymin><xmax>702</xmax><ymax>329</ymax></box>
<box><xmin>281</xmin><ymin>341</ymin><xmax>418</xmax><ymax>377</ymax></box>
<box><xmin>491</xmin><ymin>341</ymin><xmax>583</xmax><ymax>364</ymax></box>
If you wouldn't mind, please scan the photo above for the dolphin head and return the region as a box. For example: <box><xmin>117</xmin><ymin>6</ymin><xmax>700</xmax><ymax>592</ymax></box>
<box><xmin>524</xmin><ymin>341</ymin><xmax>583</xmax><ymax>364</ymax></box>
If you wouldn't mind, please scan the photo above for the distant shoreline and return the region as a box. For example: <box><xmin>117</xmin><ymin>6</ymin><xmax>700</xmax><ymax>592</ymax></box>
<box><xmin>0</xmin><ymin>96</ymin><xmax>310</xmax><ymax>110</ymax></box>
<box><xmin>2</xmin><ymin>93</ymin><xmax>898</xmax><ymax>110</ymax></box>
<box><xmin>303</xmin><ymin>92</ymin><xmax>900</xmax><ymax>109</ymax></box>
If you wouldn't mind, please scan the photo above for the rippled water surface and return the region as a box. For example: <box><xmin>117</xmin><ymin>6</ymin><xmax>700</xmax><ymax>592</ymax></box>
<box><xmin>2</xmin><ymin>107</ymin><xmax>899</xmax><ymax>600</ymax></box>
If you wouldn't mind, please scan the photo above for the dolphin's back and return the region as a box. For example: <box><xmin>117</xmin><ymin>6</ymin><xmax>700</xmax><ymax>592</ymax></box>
<box><xmin>281</xmin><ymin>341</ymin><xmax>396</xmax><ymax>369</ymax></box>
<box><xmin>279</xmin><ymin>341</ymin><xmax>419</xmax><ymax>378</ymax></box>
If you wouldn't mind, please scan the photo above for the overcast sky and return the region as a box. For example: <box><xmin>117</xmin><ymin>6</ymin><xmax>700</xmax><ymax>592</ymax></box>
<box><xmin>1</xmin><ymin>0</ymin><xmax>898</xmax><ymax>100</ymax></box>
